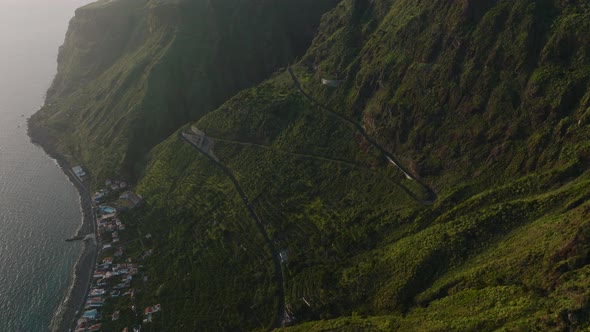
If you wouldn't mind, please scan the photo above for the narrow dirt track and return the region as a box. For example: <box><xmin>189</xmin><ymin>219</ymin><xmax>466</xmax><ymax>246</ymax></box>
<box><xmin>180</xmin><ymin>131</ymin><xmax>287</xmax><ymax>330</ymax></box>
<box><xmin>288</xmin><ymin>68</ymin><xmax>437</xmax><ymax>203</ymax></box>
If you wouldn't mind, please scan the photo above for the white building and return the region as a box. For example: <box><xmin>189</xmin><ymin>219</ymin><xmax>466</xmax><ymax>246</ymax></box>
<box><xmin>72</xmin><ymin>166</ymin><xmax>86</xmax><ymax>178</ymax></box>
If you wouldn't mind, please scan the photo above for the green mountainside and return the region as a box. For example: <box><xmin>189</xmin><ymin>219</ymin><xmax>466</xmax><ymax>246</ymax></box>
<box><xmin>29</xmin><ymin>0</ymin><xmax>338</xmax><ymax>181</ymax></box>
<box><xmin>32</xmin><ymin>0</ymin><xmax>590</xmax><ymax>331</ymax></box>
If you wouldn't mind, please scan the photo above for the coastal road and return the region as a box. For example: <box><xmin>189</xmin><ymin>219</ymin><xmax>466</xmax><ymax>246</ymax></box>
<box><xmin>287</xmin><ymin>67</ymin><xmax>437</xmax><ymax>203</ymax></box>
<box><xmin>180</xmin><ymin>131</ymin><xmax>287</xmax><ymax>330</ymax></box>
<box><xmin>65</xmin><ymin>168</ymin><xmax>100</xmax><ymax>331</ymax></box>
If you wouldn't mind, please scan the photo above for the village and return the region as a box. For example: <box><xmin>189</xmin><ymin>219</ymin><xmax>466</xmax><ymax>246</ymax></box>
<box><xmin>72</xmin><ymin>170</ymin><xmax>161</xmax><ymax>332</ymax></box>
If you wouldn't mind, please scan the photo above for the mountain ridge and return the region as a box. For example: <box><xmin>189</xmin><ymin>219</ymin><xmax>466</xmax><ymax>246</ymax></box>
<box><xmin>30</xmin><ymin>0</ymin><xmax>339</xmax><ymax>181</ymax></box>
<box><xmin>30</xmin><ymin>0</ymin><xmax>590</xmax><ymax>330</ymax></box>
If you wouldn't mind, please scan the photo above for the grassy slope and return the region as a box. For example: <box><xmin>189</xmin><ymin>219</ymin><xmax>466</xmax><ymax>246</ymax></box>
<box><xmin>111</xmin><ymin>138</ymin><xmax>278</xmax><ymax>331</ymax></box>
<box><xmin>279</xmin><ymin>0</ymin><xmax>590</xmax><ymax>330</ymax></box>
<box><xmin>29</xmin><ymin>0</ymin><xmax>339</xmax><ymax>183</ymax></box>
<box><xmin>31</xmin><ymin>0</ymin><xmax>590</xmax><ymax>330</ymax></box>
<box><xmin>128</xmin><ymin>0</ymin><xmax>590</xmax><ymax>330</ymax></box>
<box><xmin>116</xmin><ymin>71</ymin><xmax>425</xmax><ymax>330</ymax></box>
<box><xmin>302</xmin><ymin>0</ymin><xmax>590</xmax><ymax>188</ymax></box>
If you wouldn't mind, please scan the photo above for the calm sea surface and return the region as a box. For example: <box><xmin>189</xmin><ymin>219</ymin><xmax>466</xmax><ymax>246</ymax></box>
<box><xmin>0</xmin><ymin>1</ymin><xmax>91</xmax><ymax>331</ymax></box>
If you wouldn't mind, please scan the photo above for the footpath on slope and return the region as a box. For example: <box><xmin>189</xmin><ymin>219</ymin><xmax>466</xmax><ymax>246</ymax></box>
<box><xmin>179</xmin><ymin>131</ymin><xmax>288</xmax><ymax>330</ymax></box>
<box><xmin>287</xmin><ymin>67</ymin><xmax>437</xmax><ymax>204</ymax></box>
<box><xmin>208</xmin><ymin>135</ymin><xmax>367</xmax><ymax>168</ymax></box>
<box><xmin>208</xmin><ymin>135</ymin><xmax>427</xmax><ymax>204</ymax></box>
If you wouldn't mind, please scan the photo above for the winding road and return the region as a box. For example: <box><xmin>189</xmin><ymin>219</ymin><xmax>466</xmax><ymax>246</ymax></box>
<box><xmin>177</xmin><ymin>67</ymin><xmax>438</xmax><ymax>329</ymax></box>
<box><xmin>208</xmin><ymin>135</ymin><xmax>428</xmax><ymax>204</ymax></box>
<box><xmin>208</xmin><ymin>135</ymin><xmax>366</xmax><ymax>169</ymax></box>
<box><xmin>288</xmin><ymin>68</ymin><xmax>437</xmax><ymax>203</ymax></box>
<box><xmin>180</xmin><ymin>131</ymin><xmax>287</xmax><ymax>330</ymax></box>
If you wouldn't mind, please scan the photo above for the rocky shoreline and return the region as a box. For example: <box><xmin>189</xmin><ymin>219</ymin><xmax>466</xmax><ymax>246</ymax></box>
<box><xmin>27</xmin><ymin>121</ymin><xmax>98</xmax><ymax>332</ymax></box>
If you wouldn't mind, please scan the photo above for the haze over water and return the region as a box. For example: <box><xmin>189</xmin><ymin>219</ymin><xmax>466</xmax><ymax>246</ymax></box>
<box><xmin>0</xmin><ymin>1</ymin><xmax>91</xmax><ymax>331</ymax></box>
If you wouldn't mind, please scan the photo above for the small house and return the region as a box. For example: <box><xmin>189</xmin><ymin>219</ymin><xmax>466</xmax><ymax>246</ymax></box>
<box><xmin>72</xmin><ymin>166</ymin><xmax>86</xmax><ymax>178</ymax></box>
<box><xmin>321</xmin><ymin>78</ymin><xmax>342</xmax><ymax>88</ymax></box>
<box><xmin>82</xmin><ymin>309</ymin><xmax>98</xmax><ymax>320</ymax></box>
<box><xmin>118</xmin><ymin>191</ymin><xmax>144</xmax><ymax>210</ymax></box>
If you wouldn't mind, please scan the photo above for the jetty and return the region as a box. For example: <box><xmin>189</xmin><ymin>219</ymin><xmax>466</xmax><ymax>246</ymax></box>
<box><xmin>66</xmin><ymin>234</ymin><xmax>96</xmax><ymax>243</ymax></box>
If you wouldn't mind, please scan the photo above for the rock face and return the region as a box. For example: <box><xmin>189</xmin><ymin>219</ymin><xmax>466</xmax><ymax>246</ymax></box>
<box><xmin>129</xmin><ymin>1</ymin><xmax>590</xmax><ymax>330</ymax></box>
<box><xmin>47</xmin><ymin>0</ymin><xmax>149</xmax><ymax>100</ymax></box>
<box><xmin>31</xmin><ymin>0</ymin><xmax>590</xmax><ymax>330</ymax></box>
<box><xmin>30</xmin><ymin>0</ymin><xmax>339</xmax><ymax>181</ymax></box>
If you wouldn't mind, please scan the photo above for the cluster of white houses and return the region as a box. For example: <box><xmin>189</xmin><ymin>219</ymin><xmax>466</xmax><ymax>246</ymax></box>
<box><xmin>74</xmin><ymin>180</ymin><xmax>156</xmax><ymax>332</ymax></box>
<box><xmin>75</xmin><ymin>203</ymin><xmax>135</xmax><ymax>332</ymax></box>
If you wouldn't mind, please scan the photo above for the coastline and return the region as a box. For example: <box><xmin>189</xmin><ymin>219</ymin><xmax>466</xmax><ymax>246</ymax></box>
<box><xmin>27</xmin><ymin>122</ymin><xmax>98</xmax><ymax>332</ymax></box>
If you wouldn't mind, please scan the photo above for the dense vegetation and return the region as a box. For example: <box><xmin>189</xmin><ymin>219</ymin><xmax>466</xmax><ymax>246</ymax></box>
<box><xmin>29</xmin><ymin>0</ymin><xmax>338</xmax><ymax>181</ymax></box>
<box><xmin>32</xmin><ymin>0</ymin><xmax>590</xmax><ymax>330</ymax></box>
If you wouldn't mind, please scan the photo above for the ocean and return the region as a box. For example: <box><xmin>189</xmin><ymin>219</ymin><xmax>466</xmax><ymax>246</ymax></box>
<box><xmin>0</xmin><ymin>1</ymin><xmax>92</xmax><ymax>331</ymax></box>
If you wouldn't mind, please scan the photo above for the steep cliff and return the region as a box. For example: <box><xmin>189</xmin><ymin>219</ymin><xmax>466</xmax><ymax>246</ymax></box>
<box><xmin>128</xmin><ymin>0</ymin><xmax>590</xmax><ymax>331</ymax></box>
<box><xmin>30</xmin><ymin>0</ymin><xmax>339</xmax><ymax>181</ymax></box>
<box><xmin>32</xmin><ymin>0</ymin><xmax>590</xmax><ymax>330</ymax></box>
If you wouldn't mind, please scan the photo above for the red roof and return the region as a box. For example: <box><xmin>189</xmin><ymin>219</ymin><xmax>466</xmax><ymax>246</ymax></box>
<box><xmin>88</xmin><ymin>323</ymin><xmax>102</xmax><ymax>331</ymax></box>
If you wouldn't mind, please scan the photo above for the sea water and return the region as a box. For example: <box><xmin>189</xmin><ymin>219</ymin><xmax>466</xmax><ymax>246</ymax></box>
<box><xmin>0</xmin><ymin>1</ymin><xmax>91</xmax><ymax>331</ymax></box>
